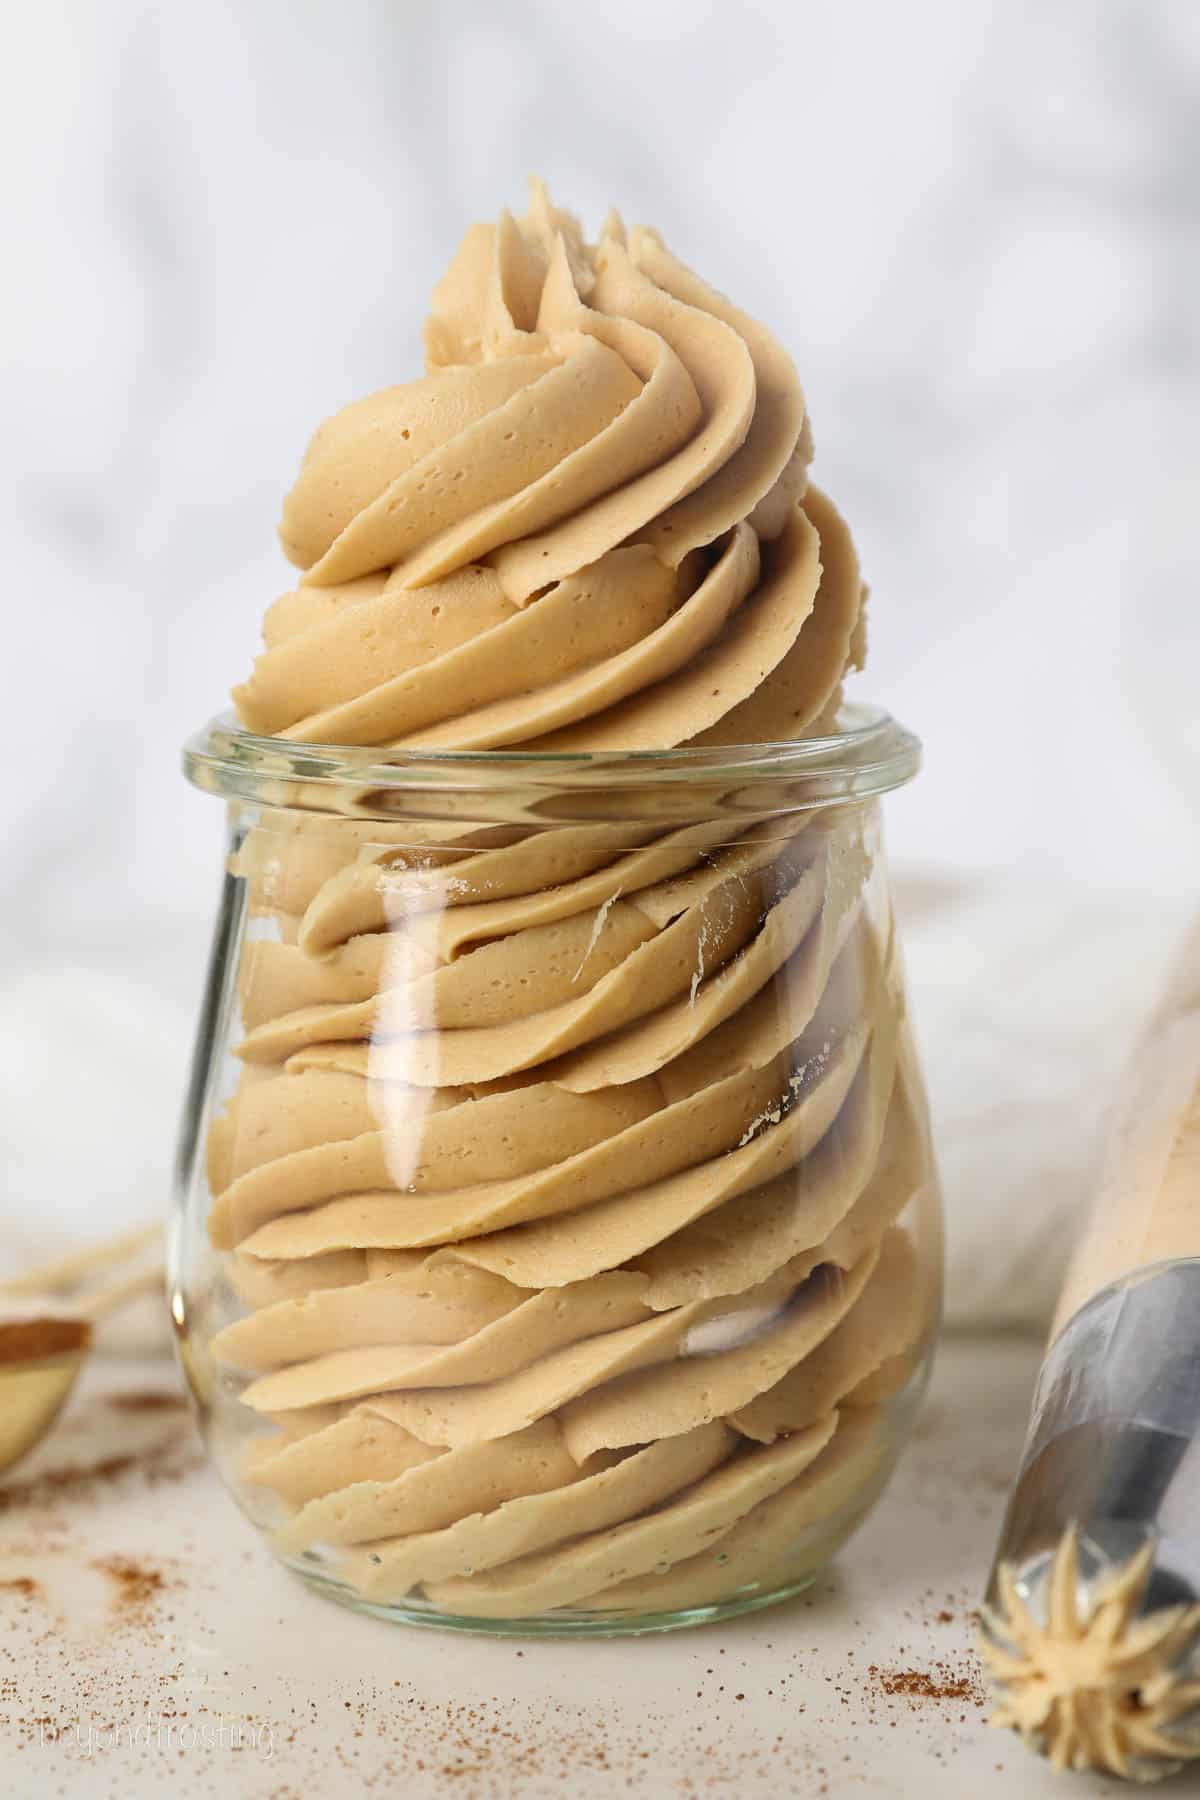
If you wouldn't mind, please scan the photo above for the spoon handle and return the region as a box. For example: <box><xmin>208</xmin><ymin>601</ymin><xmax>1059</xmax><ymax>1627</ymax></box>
<box><xmin>81</xmin><ymin>1264</ymin><xmax>165</xmax><ymax>1322</ymax></box>
<box><xmin>0</xmin><ymin>1224</ymin><xmax>161</xmax><ymax>1300</ymax></box>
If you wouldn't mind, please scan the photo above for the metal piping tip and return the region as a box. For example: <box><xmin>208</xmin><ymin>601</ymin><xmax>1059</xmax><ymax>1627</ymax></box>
<box><xmin>980</xmin><ymin>1523</ymin><xmax>1200</xmax><ymax>1784</ymax></box>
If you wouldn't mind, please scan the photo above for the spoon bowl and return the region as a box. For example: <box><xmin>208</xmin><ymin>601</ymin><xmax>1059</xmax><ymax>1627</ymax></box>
<box><xmin>0</xmin><ymin>1318</ymin><xmax>93</xmax><ymax>1475</ymax></box>
<box><xmin>0</xmin><ymin>1231</ymin><xmax>163</xmax><ymax>1477</ymax></box>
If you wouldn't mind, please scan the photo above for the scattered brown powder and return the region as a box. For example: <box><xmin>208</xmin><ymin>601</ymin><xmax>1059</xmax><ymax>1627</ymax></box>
<box><xmin>0</xmin><ymin>1577</ymin><xmax>40</xmax><ymax>1600</ymax></box>
<box><xmin>106</xmin><ymin>1390</ymin><xmax>187</xmax><ymax>1414</ymax></box>
<box><xmin>0</xmin><ymin>1318</ymin><xmax>91</xmax><ymax>1363</ymax></box>
<box><xmin>869</xmin><ymin>1661</ymin><xmax>987</xmax><ymax>1706</ymax></box>
<box><xmin>92</xmin><ymin>1554</ymin><xmax>167</xmax><ymax>1619</ymax></box>
<box><xmin>0</xmin><ymin>1453</ymin><xmax>139</xmax><ymax>1513</ymax></box>
<box><xmin>0</xmin><ymin>1435</ymin><xmax>199</xmax><ymax>1517</ymax></box>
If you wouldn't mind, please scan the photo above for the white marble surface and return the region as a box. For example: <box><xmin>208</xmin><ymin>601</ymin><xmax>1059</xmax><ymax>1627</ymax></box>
<box><xmin>3</xmin><ymin>3</ymin><xmax>1199</xmax><ymax>1317</ymax></box>
<box><xmin>0</xmin><ymin>1337</ymin><xmax>1150</xmax><ymax>1800</ymax></box>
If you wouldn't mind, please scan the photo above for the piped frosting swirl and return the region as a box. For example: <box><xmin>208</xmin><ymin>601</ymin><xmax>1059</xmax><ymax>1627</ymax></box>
<box><xmin>203</xmin><ymin>188</ymin><xmax>933</xmax><ymax>1622</ymax></box>
<box><xmin>233</xmin><ymin>183</ymin><xmax>862</xmax><ymax>751</ymax></box>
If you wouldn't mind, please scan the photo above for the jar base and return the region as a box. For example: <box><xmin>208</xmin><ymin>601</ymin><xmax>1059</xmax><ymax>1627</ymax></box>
<box><xmin>280</xmin><ymin>1465</ymin><xmax>895</xmax><ymax>1639</ymax></box>
<box><xmin>263</xmin><ymin>1355</ymin><xmax>936</xmax><ymax>1639</ymax></box>
<box><xmin>289</xmin><ymin>1560</ymin><xmax>826</xmax><ymax>1639</ymax></box>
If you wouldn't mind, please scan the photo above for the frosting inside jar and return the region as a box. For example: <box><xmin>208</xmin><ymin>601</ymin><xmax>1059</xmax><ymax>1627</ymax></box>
<box><xmin>206</xmin><ymin>185</ymin><xmax>935</xmax><ymax>1618</ymax></box>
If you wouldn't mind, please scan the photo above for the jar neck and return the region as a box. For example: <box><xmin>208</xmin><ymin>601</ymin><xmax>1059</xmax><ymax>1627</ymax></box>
<box><xmin>182</xmin><ymin>702</ymin><xmax>921</xmax><ymax>826</ymax></box>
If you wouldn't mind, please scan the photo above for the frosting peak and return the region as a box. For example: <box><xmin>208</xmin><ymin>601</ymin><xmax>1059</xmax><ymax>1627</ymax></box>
<box><xmin>235</xmin><ymin>182</ymin><xmax>863</xmax><ymax>753</ymax></box>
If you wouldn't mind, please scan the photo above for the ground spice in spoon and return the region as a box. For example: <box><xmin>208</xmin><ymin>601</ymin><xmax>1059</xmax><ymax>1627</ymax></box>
<box><xmin>0</xmin><ymin>1319</ymin><xmax>91</xmax><ymax>1363</ymax></box>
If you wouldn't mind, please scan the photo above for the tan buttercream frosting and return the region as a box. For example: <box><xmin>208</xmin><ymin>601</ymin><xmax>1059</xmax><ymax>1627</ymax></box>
<box><xmin>232</xmin><ymin>180</ymin><xmax>860</xmax><ymax>752</ymax></box>
<box><xmin>205</xmin><ymin>185</ymin><xmax>934</xmax><ymax>1619</ymax></box>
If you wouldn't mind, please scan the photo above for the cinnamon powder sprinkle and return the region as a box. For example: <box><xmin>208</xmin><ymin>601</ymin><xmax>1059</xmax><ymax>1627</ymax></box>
<box><xmin>0</xmin><ymin>1318</ymin><xmax>91</xmax><ymax>1363</ymax></box>
<box><xmin>869</xmin><ymin>1661</ymin><xmax>987</xmax><ymax>1706</ymax></box>
<box><xmin>106</xmin><ymin>1390</ymin><xmax>187</xmax><ymax>1414</ymax></box>
<box><xmin>0</xmin><ymin>1438</ymin><xmax>199</xmax><ymax>1516</ymax></box>
<box><xmin>0</xmin><ymin>1453</ymin><xmax>139</xmax><ymax>1512</ymax></box>
<box><xmin>92</xmin><ymin>1554</ymin><xmax>166</xmax><ymax>1617</ymax></box>
<box><xmin>0</xmin><ymin>1577</ymin><xmax>40</xmax><ymax>1600</ymax></box>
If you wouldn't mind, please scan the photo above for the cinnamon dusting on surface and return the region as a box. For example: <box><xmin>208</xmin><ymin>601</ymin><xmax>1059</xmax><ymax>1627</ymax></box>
<box><xmin>0</xmin><ymin>1577</ymin><xmax>40</xmax><ymax>1600</ymax></box>
<box><xmin>870</xmin><ymin>1663</ymin><xmax>986</xmax><ymax>1704</ymax></box>
<box><xmin>0</xmin><ymin>1454</ymin><xmax>139</xmax><ymax>1512</ymax></box>
<box><xmin>0</xmin><ymin>1439</ymin><xmax>199</xmax><ymax>1515</ymax></box>
<box><xmin>93</xmin><ymin>1554</ymin><xmax>167</xmax><ymax>1620</ymax></box>
<box><xmin>0</xmin><ymin>1318</ymin><xmax>90</xmax><ymax>1364</ymax></box>
<box><xmin>106</xmin><ymin>1390</ymin><xmax>187</xmax><ymax>1414</ymax></box>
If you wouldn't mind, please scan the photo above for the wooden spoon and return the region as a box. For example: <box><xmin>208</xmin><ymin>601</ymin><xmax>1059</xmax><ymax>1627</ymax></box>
<box><xmin>0</xmin><ymin>1228</ymin><xmax>164</xmax><ymax>1475</ymax></box>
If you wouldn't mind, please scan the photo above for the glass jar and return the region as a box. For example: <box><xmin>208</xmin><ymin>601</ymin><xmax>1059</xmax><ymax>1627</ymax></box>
<box><xmin>172</xmin><ymin>704</ymin><xmax>941</xmax><ymax>1637</ymax></box>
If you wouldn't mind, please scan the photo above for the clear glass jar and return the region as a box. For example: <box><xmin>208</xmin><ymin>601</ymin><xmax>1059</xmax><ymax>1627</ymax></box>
<box><xmin>172</xmin><ymin>704</ymin><xmax>942</xmax><ymax>1637</ymax></box>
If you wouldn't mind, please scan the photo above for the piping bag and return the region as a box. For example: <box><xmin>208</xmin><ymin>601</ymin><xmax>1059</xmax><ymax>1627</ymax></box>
<box><xmin>980</xmin><ymin>919</ymin><xmax>1200</xmax><ymax>1782</ymax></box>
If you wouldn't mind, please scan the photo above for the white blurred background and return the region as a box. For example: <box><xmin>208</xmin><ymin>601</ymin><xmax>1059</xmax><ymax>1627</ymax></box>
<box><xmin>2</xmin><ymin>0</ymin><xmax>1198</xmax><ymax>1325</ymax></box>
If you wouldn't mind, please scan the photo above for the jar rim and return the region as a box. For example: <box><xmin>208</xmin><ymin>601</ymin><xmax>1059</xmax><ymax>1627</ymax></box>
<box><xmin>183</xmin><ymin>702</ymin><xmax>920</xmax><ymax>813</ymax></box>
